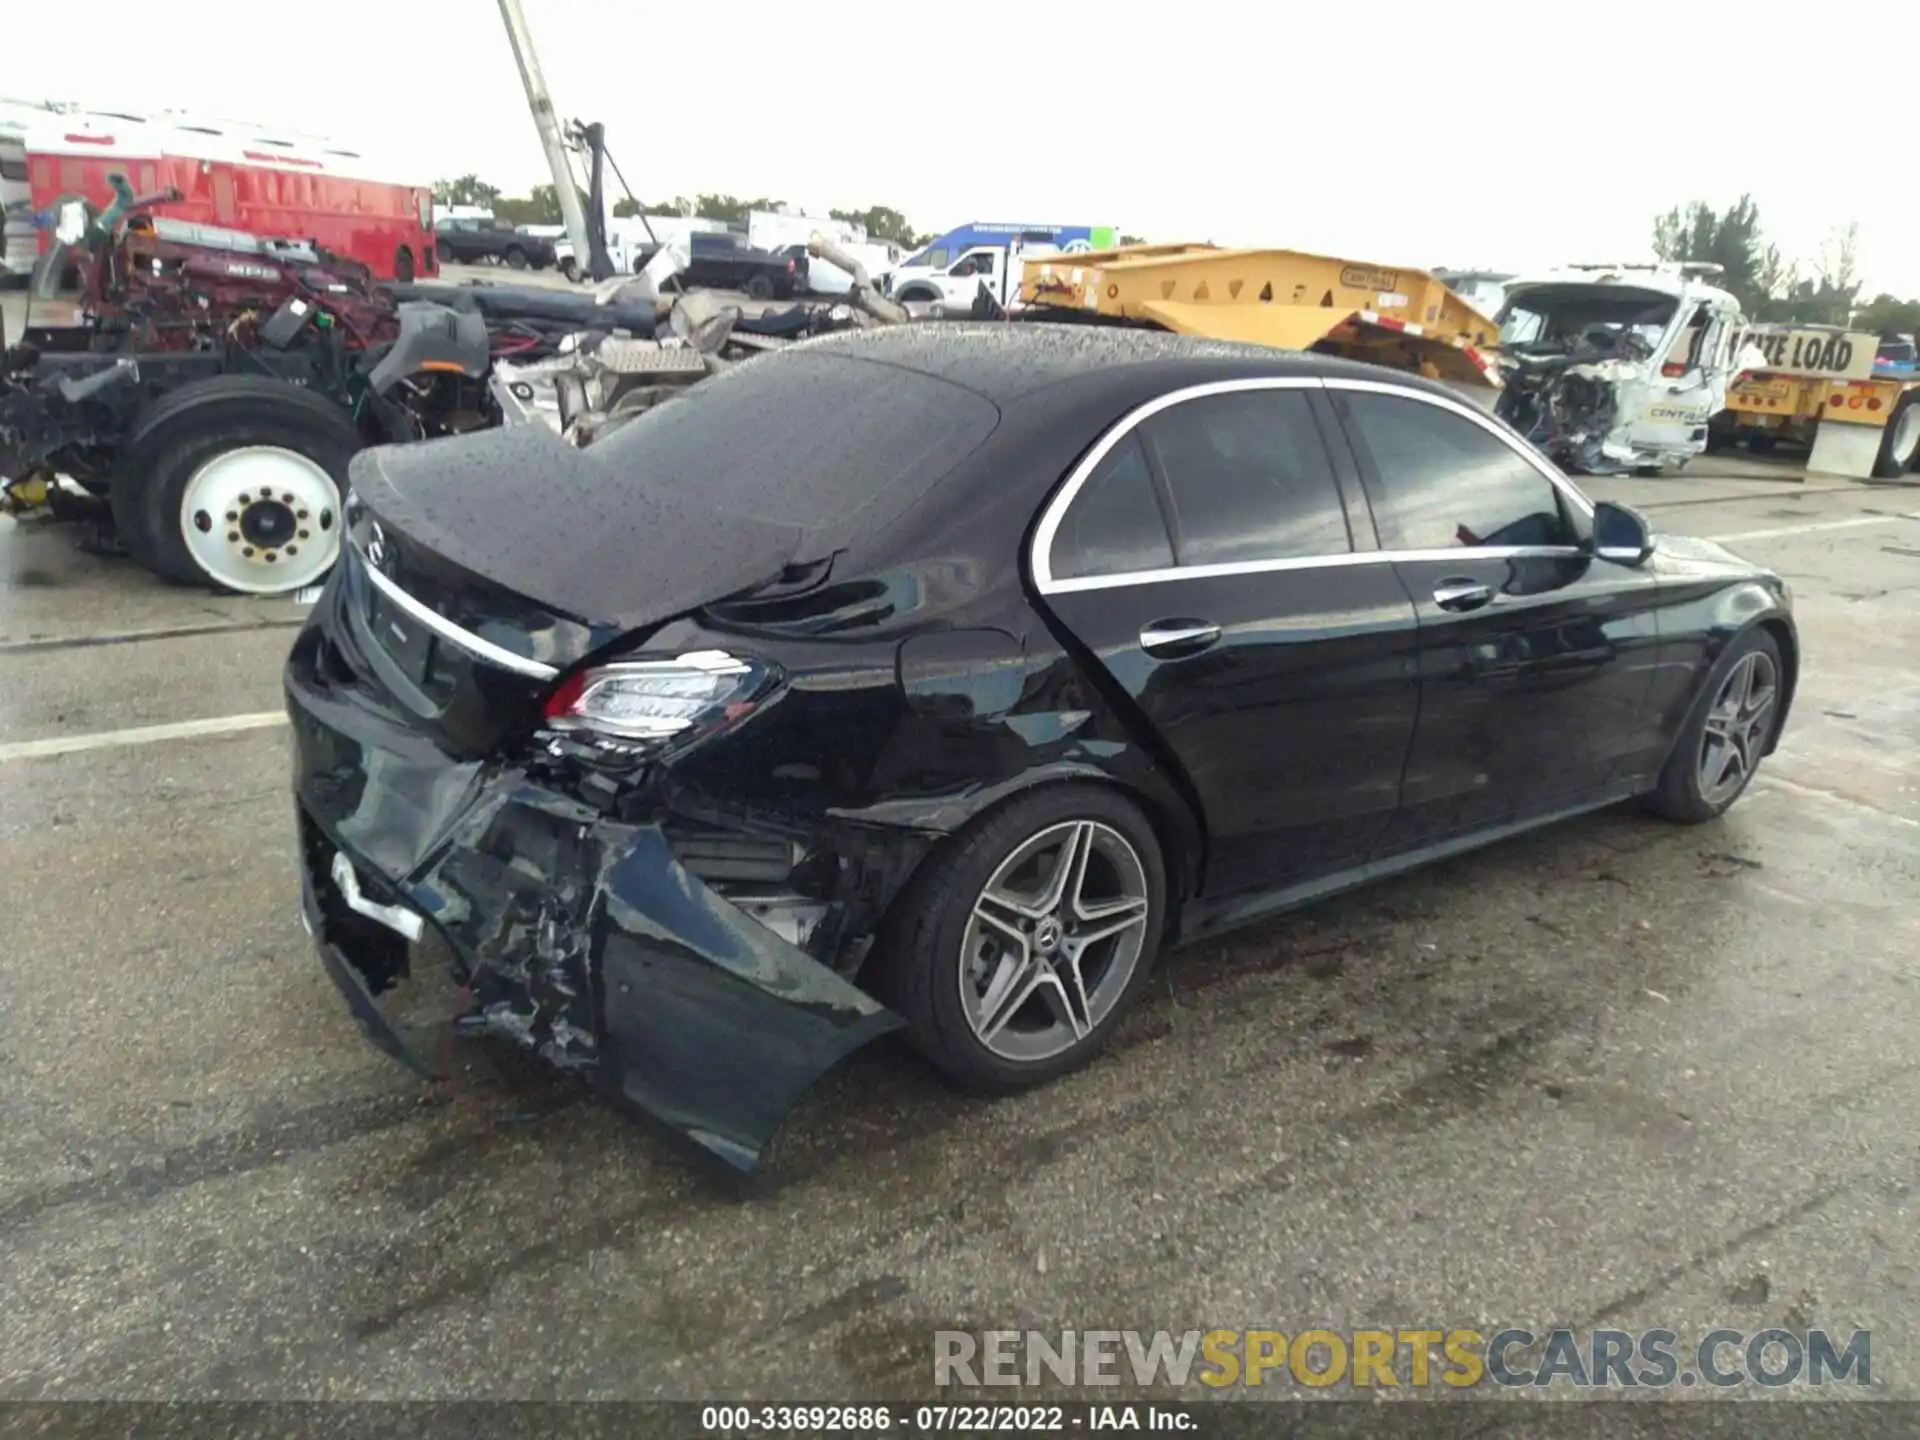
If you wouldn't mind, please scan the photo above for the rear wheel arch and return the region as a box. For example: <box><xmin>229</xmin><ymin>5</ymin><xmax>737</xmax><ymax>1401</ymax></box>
<box><xmin>864</xmin><ymin>778</ymin><xmax>1174</xmax><ymax>1089</ymax></box>
<box><xmin>856</xmin><ymin>769</ymin><xmax>1199</xmax><ymax>986</ymax></box>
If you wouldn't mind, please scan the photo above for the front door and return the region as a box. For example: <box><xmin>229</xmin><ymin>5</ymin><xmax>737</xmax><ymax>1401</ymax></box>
<box><xmin>944</xmin><ymin>246</ymin><xmax>1001</xmax><ymax>304</ymax></box>
<box><xmin>1628</xmin><ymin>302</ymin><xmax>1736</xmax><ymax>457</ymax></box>
<box><xmin>1033</xmin><ymin>381</ymin><xmax>1421</xmax><ymax>896</ymax></box>
<box><xmin>1325</xmin><ymin>383</ymin><xmax>1664</xmax><ymax>846</ymax></box>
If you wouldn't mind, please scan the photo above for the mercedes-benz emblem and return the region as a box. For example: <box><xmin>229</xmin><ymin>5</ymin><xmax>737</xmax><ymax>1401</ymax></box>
<box><xmin>365</xmin><ymin>523</ymin><xmax>389</xmax><ymax>569</ymax></box>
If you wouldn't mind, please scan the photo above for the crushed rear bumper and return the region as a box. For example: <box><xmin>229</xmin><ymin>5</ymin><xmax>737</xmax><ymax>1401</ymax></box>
<box><xmin>287</xmin><ymin>669</ymin><xmax>903</xmax><ymax>1171</ymax></box>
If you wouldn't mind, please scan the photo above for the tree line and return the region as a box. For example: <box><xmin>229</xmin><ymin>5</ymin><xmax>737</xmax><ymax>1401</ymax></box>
<box><xmin>434</xmin><ymin>173</ymin><xmax>936</xmax><ymax>248</ymax></box>
<box><xmin>436</xmin><ymin>173</ymin><xmax>1152</xmax><ymax>252</ymax></box>
<box><xmin>1652</xmin><ymin>195</ymin><xmax>1920</xmax><ymax>335</ymax></box>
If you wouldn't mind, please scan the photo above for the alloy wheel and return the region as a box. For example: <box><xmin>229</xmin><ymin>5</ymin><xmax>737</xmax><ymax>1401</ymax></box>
<box><xmin>1698</xmin><ymin>649</ymin><xmax>1779</xmax><ymax>806</ymax></box>
<box><xmin>957</xmin><ymin>819</ymin><xmax>1152</xmax><ymax>1063</ymax></box>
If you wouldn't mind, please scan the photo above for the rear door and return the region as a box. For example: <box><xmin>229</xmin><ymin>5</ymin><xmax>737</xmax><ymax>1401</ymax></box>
<box><xmin>1325</xmin><ymin>381</ymin><xmax>1663</xmax><ymax>847</ymax></box>
<box><xmin>1033</xmin><ymin>379</ymin><xmax>1421</xmax><ymax>897</ymax></box>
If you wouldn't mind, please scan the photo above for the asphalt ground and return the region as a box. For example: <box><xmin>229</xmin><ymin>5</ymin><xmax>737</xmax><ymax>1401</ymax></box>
<box><xmin>0</xmin><ymin>436</ymin><xmax>1917</xmax><ymax>1412</ymax></box>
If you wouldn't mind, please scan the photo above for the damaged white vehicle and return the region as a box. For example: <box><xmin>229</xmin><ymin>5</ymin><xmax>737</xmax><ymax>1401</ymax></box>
<box><xmin>1493</xmin><ymin>263</ymin><xmax>1758</xmax><ymax>475</ymax></box>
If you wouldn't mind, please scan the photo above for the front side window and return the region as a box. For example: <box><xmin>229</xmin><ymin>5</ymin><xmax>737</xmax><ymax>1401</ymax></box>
<box><xmin>1052</xmin><ymin>435</ymin><xmax>1174</xmax><ymax>581</ymax></box>
<box><xmin>1340</xmin><ymin>392</ymin><xmax>1576</xmax><ymax>551</ymax></box>
<box><xmin>1141</xmin><ymin>390</ymin><xmax>1351</xmax><ymax>566</ymax></box>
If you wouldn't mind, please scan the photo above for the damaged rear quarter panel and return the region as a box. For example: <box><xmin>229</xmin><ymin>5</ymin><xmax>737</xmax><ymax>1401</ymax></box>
<box><xmin>330</xmin><ymin>758</ymin><xmax>907</xmax><ymax>1172</ymax></box>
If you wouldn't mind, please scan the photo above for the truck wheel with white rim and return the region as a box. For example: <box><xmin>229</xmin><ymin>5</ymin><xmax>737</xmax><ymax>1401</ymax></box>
<box><xmin>110</xmin><ymin>376</ymin><xmax>360</xmax><ymax>595</ymax></box>
<box><xmin>1873</xmin><ymin>392</ymin><xmax>1920</xmax><ymax>478</ymax></box>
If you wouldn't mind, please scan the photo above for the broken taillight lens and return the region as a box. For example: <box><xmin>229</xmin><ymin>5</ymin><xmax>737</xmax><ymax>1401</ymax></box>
<box><xmin>541</xmin><ymin>650</ymin><xmax>773</xmax><ymax>751</ymax></box>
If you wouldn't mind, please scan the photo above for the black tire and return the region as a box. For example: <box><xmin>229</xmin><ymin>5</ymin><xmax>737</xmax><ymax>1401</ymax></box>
<box><xmin>1746</xmin><ymin>432</ymin><xmax>1777</xmax><ymax>455</ymax></box>
<box><xmin>1872</xmin><ymin>392</ymin><xmax>1920</xmax><ymax>478</ymax></box>
<box><xmin>896</xmin><ymin>287</ymin><xmax>938</xmax><ymax>305</ymax></box>
<box><xmin>393</xmin><ymin>246</ymin><xmax>415</xmax><ymax>284</ymax></box>
<box><xmin>1643</xmin><ymin>627</ymin><xmax>1785</xmax><ymax>825</ymax></box>
<box><xmin>744</xmin><ymin>273</ymin><xmax>775</xmax><ymax>301</ymax></box>
<box><xmin>873</xmin><ymin>784</ymin><xmax>1167</xmax><ymax>1094</ymax></box>
<box><xmin>558</xmin><ymin>256</ymin><xmax>578</xmax><ymax>282</ymax></box>
<box><xmin>503</xmin><ymin>246</ymin><xmax>528</xmax><ymax>271</ymax></box>
<box><xmin>111</xmin><ymin>376</ymin><xmax>362</xmax><ymax>594</ymax></box>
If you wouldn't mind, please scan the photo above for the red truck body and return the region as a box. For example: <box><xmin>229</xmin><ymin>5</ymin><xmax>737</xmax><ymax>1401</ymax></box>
<box><xmin>19</xmin><ymin>105</ymin><xmax>437</xmax><ymax>282</ymax></box>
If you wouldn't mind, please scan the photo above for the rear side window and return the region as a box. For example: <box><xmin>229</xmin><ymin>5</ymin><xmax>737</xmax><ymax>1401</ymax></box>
<box><xmin>1141</xmin><ymin>390</ymin><xmax>1351</xmax><ymax>565</ymax></box>
<box><xmin>590</xmin><ymin>351</ymin><xmax>999</xmax><ymax>538</ymax></box>
<box><xmin>1338</xmin><ymin>391</ymin><xmax>1576</xmax><ymax>551</ymax></box>
<box><xmin>1052</xmin><ymin>435</ymin><xmax>1174</xmax><ymax>581</ymax></box>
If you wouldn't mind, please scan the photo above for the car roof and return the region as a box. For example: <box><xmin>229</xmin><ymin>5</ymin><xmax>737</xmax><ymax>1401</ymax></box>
<box><xmin>786</xmin><ymin>322</ymin><xmax>1420</xmax><ymax>406</ymax></box>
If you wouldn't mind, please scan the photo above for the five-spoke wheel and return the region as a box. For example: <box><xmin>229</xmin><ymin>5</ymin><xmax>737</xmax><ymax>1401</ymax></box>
<box><xmin>959</xmin><ymin>820</ymin><xmax>1153</xmax><ymax>1065</ymax></box>
<box><xmin>1646</xmin><ymin>626</ymin><xmax>1786</xmax><ymax>823</ymax></box>
<box><xmin>1697</xmin><ymin>647</ymin><xmax>1779</xmax><ymax>808</ymax></box>
<box><xmin>878</xmin><ymin>785</ymin><xmax>1166</xmax><ymax>1091</ymax></box>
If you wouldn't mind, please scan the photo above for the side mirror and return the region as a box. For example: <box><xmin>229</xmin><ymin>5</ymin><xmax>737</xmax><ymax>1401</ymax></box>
<box><xmin>1593</xmin><ymin>500</ymin><xmax>1654</xmax><ymax>567</ymax></box>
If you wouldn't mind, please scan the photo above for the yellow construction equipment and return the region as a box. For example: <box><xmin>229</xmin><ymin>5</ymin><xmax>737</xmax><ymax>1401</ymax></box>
<box><xmin>1018</xmin><ymin>243</ymin><xmax>1504</xmax><ymax>390</ymax></box>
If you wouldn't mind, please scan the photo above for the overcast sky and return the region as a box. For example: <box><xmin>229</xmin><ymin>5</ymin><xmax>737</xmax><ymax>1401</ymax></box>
<box><xmin>11</xmin><ymin>0</ymin><xmax>1919</xmax><ymax>296</ymax></box>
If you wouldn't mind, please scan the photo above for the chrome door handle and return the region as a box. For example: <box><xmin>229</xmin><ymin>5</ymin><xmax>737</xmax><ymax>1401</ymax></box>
<box><xmin>1432</xmin><ymin>580</ymin><xmax>1494</xmax><ymax>612</ymax></box>
<box><xmin>1140</xmin><ymin>620</ymin><xmax>1222</xmax><ymax>657</ymax></box>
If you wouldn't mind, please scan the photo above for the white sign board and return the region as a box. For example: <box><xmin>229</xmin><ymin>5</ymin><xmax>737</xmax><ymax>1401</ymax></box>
<box><xmin>1731</xmin><ymin>326</ymin><xmax>1878</xmax><ymax>382</ymax></box>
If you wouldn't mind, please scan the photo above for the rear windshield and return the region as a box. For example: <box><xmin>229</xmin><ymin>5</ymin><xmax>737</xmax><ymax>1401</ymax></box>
<box><xmin>587</xmin><ymin>351</ymin><xmax>1000</xmax><ymax>540</ymax></box>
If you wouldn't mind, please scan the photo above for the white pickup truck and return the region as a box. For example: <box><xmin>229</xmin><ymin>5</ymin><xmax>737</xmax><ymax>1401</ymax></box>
<box><xmin>886</xmin><ymin>237</ymin><xmax>1066</xmax><ymax>312</ymax></box>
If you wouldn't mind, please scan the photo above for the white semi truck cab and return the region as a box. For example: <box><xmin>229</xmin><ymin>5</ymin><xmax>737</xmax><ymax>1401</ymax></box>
<box><xmin>1492</xmin><ymin>262</ymin><xmax>1756</xmax><ymax>475</ymax></box>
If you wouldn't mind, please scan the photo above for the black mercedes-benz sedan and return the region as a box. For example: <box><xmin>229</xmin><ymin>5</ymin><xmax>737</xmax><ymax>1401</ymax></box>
<box><xmin>286</xmin><ymin>325</ymin><xmax>1798</xmax><ymax>1170</ymax></box>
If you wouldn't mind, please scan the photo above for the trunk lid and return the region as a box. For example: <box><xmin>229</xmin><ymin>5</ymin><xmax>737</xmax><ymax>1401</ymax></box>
<box><xmin>329</xmin><ymin>422</ymin><xmax>805</xmax><ymax>755</ymax></box>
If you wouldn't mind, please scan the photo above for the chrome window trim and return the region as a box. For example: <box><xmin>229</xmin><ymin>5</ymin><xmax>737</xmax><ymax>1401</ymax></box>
<box><xmin>353</xmin><ymin>539</ymin><xmax>561</xmax><ymax>681</ymax></box>
<box><xmin>1029</xmin><ymin>373</ymin><xmax>1596</xmax><ymax>597</ymax></box>
<box><xmin>1042</xmin><ymin>545</ymin><xmax>1591</xmax><ymax>594</ymax></box>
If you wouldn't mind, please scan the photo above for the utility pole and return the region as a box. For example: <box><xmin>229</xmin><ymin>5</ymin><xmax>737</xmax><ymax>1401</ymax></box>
<box><xmin>495</xmin><ymin>0</ymin><xmax>592</xmax><ymax>272</ymax></box>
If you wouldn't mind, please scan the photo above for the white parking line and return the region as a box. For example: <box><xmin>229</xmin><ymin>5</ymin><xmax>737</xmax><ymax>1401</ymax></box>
<box><xmin>1707</xmin><ymin>513</ymin><xmax>1920</xmax><ymax>543</ymax></box>
<box><xmin>0</xmin><ymin>711</ymin><xmax>288</xmax><ymax>764</ymax></box>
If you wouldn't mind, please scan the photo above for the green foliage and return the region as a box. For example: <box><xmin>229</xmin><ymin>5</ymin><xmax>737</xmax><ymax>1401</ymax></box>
<box><xmin>435</xmin><ymin>174</ymin><xmax>949</xmax><ymax>246</ymax></box>
<box><xmin>827</xmin><ymin>206</ymin><xmax>929</xmax><ymax>247</ymax></box>
<box><xmin>687</xmin><ymin>194</ymin><xmax>785</xmax><ymax>224</ymax></box>
<box><xmin>433</xmin><ymin>173</ymin><xmax>500</xmax><ymax>208</ymax></box>
<box><xmin>1855</xmin><ymin>293</ymin><xmax>1920</xmax><ymax>337</ymax></box>
<box><xmin>1650</xmin><ymin>195</ymin><xmax>1785</xmax><ymax>317</ymax></box>
<box><xmin>491</xmin><ymin>183</ymin><xmax>592</xmax><ymax>227</ymax></box>
<box><xmin>1651</xmin><ymin>199</ymin><xmax>1892</xmax><ymax>328</ymax></box>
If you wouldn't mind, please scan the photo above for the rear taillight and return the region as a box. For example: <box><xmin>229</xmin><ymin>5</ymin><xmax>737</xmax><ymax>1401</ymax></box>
<box><xmin>541</xmin><ymin>650</ymin><xmax>773</xmax><ymax>752</ymax></box>
<box><xmin>786</xmin><ymin>258</ymin><xmax>795</xmax><ymax>272</ymax></box>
